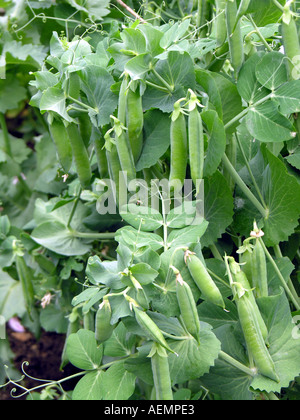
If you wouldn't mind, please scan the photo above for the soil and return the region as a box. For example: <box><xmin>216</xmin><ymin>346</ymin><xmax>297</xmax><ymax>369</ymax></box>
<box><xmin>0</xmin><ymin>327</ymin><xmax>80</xmax><ymax>400</ymax></box>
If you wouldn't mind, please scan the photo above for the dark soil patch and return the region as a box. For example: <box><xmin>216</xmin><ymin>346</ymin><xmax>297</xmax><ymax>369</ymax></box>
<box><xmin>0</xmin><ymin>327</ymin><xmax>80</xmax><ymax>400</ymax></box>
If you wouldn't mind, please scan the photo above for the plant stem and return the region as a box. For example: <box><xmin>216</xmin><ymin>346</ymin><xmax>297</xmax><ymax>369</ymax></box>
<box><xmin>219</xmin><ymin>350</ymin><xmax>256</xmax><ymax>377</ymax></box>
<box><xmin>67</xmin><ymin>96</ymin><xmax>98</xmax><ymax>113</ymax></box>
<box><xmin>67</xmin><ymin>190</ymin><xmax>82</xmax><ymax>229</ymax></box>
<box><xmin>221</xmin><ymin>154</ymin><xmax>267</xmax><ymax>218</ymax></box>
<box><xmin>247</xmin><ymin>15</ymin><xmax>273</xmax><ymax>52</ymax></box>
<box><xmin>115</xmin><ymin>0</ymin><xmax>147</xmax><ymax>23</ymax></box>
<box><xmin>73</xmin><ymin>231</ymin><xmax>116</xmax><ymax>240</ymax></box>
<box><xmin>235</xmin><ymin>133</ymin><xmax>267</xmax><ymax>208</ymax></box>
<box><xmin>151</xmin><ymin>68</ymin><xmax>174</xmax><ymax>93</ymax></box>
<box><xmin>259</xmin><ymin>240</ymin><xmax>300</xmax><ymax>310</ymax></box>
<box><xmin>272</xmin><ymin>0</ymin><xmax>285</xmax><ymax>12</ymax></box>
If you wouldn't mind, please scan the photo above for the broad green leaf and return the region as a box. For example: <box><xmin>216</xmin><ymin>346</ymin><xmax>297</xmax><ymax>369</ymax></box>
<box><xmin>3</xmin><ymin>39</ymin><xmax>47</xmax><ymax>68</ymax></box>
<box><xmin>201</xmin><ymin>171</ymin><xmax>234</xmax><ymax>247</ymax></box>
<box><xmin>130</xmin><ymin>262</ymin><xmax>159</xmax><ymax>285</ymax></box>
<box><xmin>143</xmin><ymin>51</ymin><xmax>195</xmax><ymax>113</ymax></box>
<box><xmin>0</xmin><ymin>270</ymin><xmax>25</xmax><ymax>319</ymax></box>
<box><xmin>39</xmin><ymin>87</ymin><xmax>74</xmax><ymax>122</ymax></box>
<box><xmin>159</xmin><ymin>19</ymin><xmax>191</xmax><ymax>49</ymax></box>
<box><xmin>138</xmin><ymin>24</ymin><xmax>164</xmax><ymax>57</ymax></box>
<box><xmin>31</xmin><ymin>221</ymin><xmax>92</xmax><ymax>256</ymax></box>
<box><xmin>86</xmin><ymin>256</ymin><xmax>123</xmax><ymax>289</ymax></box>
<box><xmin>285</xmin><ymin>146</ymin><xmax>300</xmax><ymax>170</ymax></box>
<box><xmin>195</xmin><ymin>69</ymin><xmax>223</xmax><ymax>119</ymax></box>
<box><xmin>104</xmin><ymin>322</ymin><xmax>135</xmax><ymax>357</ymax></box>
<box><xmin>262</xmin><ymin>148</ymin><xmax>300</xmax><ymax>245</ymax></box>
<box><xmin>166</xmin><ymin>201</ymin><xmax>199</xmax><ymax>228</ymax></box>
<box><xmin>255</xmin><ymin>52</ymin><xmax>288</xmax><ymax>90</ymax></box>
<box><xmin>246</xmin><ymin>101</ymin><xmax>294</xmax><ymax>142</ymax></box>
<box><xmin>136</xmin><ymin>109</ymin><xmax>171</xmax><ymax>171</ymax></box>
<box><xmin>66</xmin><ymin>329</ymin><xmax>103</xmax><ymax>370</ymax></box>
<box><xmin>209</xmin><ymin>72</ymin><xmax>243</xmax><ymax>134</ymax></box>
<box><xmin>168</xmin><ymin>322</ymin><xmax>221</xmax><ymax>384</ymax></box>
<box><xmin>167</xmin><ymin>221</ymin><xmax>209</xmax><ymax>249</ymax></box>
<box><xmin>40</xmin><ymin>303</ymin><xmax>69</xmax><ymax>333</ymax></box>
<box><xmin>115</xmin><ymin>226</ymin><xmax>164</xmax><ymax>252</ymax></box>
<box><xmin>120</xmin><ymin>27</ymin><xmax>147</xmax><ymax>55</ymax></box>
<box><xmin>251</xmin><ymin>290</ymin><xmax>300</xmax><ymax>392</ymax></box>
<box><xmin>72</xmin><ymin>370</ymin><xmax>105</xmax><ymax>400</ymax></box>
<box><xmin>0</xmin><ymin>75</ymin><xmax>27</xmax><ymax>113</ymax></box>
<box><xmin>78</xmin><ymin>65</ymin><xmax>118</xmax><ymax>127</ymax></box>
<box><xmin>119</xmin><ymin>203</ymin><xmax>163</xmax><ymax>232</ymax></box>
<box><xmin>249</xmin><ymin>0</ymin><xmax>285</xmax><ymax>27</ymax></box>
<box><xmin>237</xmin><ymin>52</ymin><xmax>270</xmax><ymax>103</ymax></box>
<box><xmin>124</xmin><ymin>53</ymin><xmax>152</xmax><ymax>80</ymax></box>
<box><xmin>200</xmin><ymin>324</ymin><xmax>254</xmax><ymax>400</ymax></box>
<box><xmin>197</xmin><ymin>299</ymin><xmax>238</xmax><ymax>329</ymax></box>
<box><xmin>101</xmin><ymin>361</ymin><xmax>136</xmax><ymax>400</ymax></box>
<box><xmin>66</xmin><ymin>0</ymin><xmax>110</xmax><ymax>19</ymax></box>
<box><xmin>274</xmin><ymin>80</ymin><xmax>300</xmax><ymax>114</ymax></box>
<box><xmin>202</xmin><ymin>109</ymin><xmax>226</xmax><ymax>178</ymax></box>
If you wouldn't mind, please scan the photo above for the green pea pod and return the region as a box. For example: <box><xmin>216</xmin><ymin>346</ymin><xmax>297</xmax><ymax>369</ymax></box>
<box><xmin>106</xmin><ymin>140</ymin><xmax>122</xmax><ymax>205</ymax></box>
<box><xmin>215</xmin><ymin>0</ymin><xmax>227</xmax><ymax>47</ymax></box>
<box><xmin>236</xmin><ymin>294</ymin><xmax>279</xmax><ymax>382</ymax></box>
<box><xmin>169</xmin><ymin>104</ymin><xmax>187</xmax><ymax>189</ymax></box>
<box><xmin>132</xmin><ymin>305</ymin><xmax>176</xmax><ymax>354</ymax></box>
<box><xmin>95</xmin><ymin>299</ymin><xmax>115</xmax><ymax>343</ymax></box>
<box><xmin>232</xmin><ymin>0</ymin><xmax>251</xmax><ymax>32</ymax></box>
<box><xmin>126</xmin><ymin>87</ymin><xmax>144</xmax><ymax>163</ymax></box>
<box><xmin>175</xmin><ymin>271</ymin><xmax>200</xmax><ymax>344</ymax></box>
<box><xmin>149</xmin><ymin>343</ymin><xmax>173</xmax><ymax>400</ymax></box>
<box><xmin>118</xmin><ymin>75</ymin><xmax>128</xmax><ymax>125</ymax></box>
<box><xmin>91</xmin><ymin>126</ymin><xmax>109</xmax><ymax>179</ymax></box>
<box><xmin>281</xmin><ymin>8</ymin><xmax>300</xmax><ymax>80</ymax></box>
<box><xmin>66</xmin><ymin>123</ymin><xmax>92</xmax><ymax>189</ymax></box>
<box><xmin>60</xmin><ymin>312</ymin><xmax>80</xmax><ymax>370</ymax></box>
<box><xmin>112</xmin><ymin>116</ymin><xmax>136</xmax><ymax>184</ymax></box>
<box><xmin>226</xmin><ymin>0</ymin><xmax>244</xmax><ymax>74</ymax></box>
<box><xmin>78</xmin><ymin>114</ymin><xmax>92</xmax><ymax>148</ymax></box>
<box><xmin>228</xmin><ymin>257</ymin><xmax>268</xmax><ymax>342</ymax></box>
<box><xmin>49</xmin><ymin>119</ymin><xmax>73</xmax><ymax>173</ymax></box>
<box><xmin>185</xmin><ymin>250</ymin><xmax>225</xmax><ymax>309</ymax></box>
<box><xmin>16</xmin><ymin>255</ymin><xmax>35</xmax><ymax>316</ymax></box>
<box><xmin>251</xmin><ymin>238</ymin><xmax>268</xmax><ymax>298</ymax></box>
<box><xmin>188</xmin><ymin>92</ymin><xmax>204</xmax><ymax>190</ymax></box>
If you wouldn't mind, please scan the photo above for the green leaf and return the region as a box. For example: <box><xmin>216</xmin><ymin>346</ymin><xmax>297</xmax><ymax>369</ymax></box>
<box><xmin>201</xmin><ymin>171</ymin><xmax>234</xmax><ymax>247</ymax></box>
<box><xmin>136</xmin><ymin>109</ymin><xmax>171</xmax><ymax>171</ymax></box>
<box><xmin>72</xmin><ymin>370</ymin><xmax>105</xmax><ymax>400</ymax></box>
<box><xmin>0</xmin><ymin>75</ymin><xmax>27</xmax><ymax>113</ymax></box>
<box><xmin>249</xmin><ymin>0</ymin><xmax>285</xmax><ymax>27</ymax></box>
<box><xmin>255</xmin><ymin>52</ymin><xmax>288</xmax><ymax>90</ymax></box>
<box><xmin>39</xmin><ymin>87</ymin><xmax>74</xmax><ymax>122</ymax></box>
<box><xmin>285</xmin><ymin>146</ymin><xmax>300</xmax><ymax>170</ymax></box>
<box><xmin>237</xmin><ymin>52</ymin><xmax>270</xmax><ymax>103</ymax></box>
<box><xmin>262</xmin><ymin>148</ymin><xmax>300</xmax><ymax>245</ymax></box>
<box><xmin>167</xmin><ymin>221</ymin><xmax>209</xmax><ymax>249</ymax></box>
<box><xmin>31</xmin><ymin>221</ymin><xmax>92</xmax><ymax>256</ymax></box>
<box><xmin>251</xmin><ymin>290</ymin><xmax>300</xmax><ymax>392</ymax></box>
<box><xmin>101</xmin><ymin>361</ymin><xmax>136</xmax><ymax>400</ymax></box>
<box><xmin>66</xmin><ymin>0</ymin><xmax>110</xmax><ymax>19</ymax></box>
<box><xmin>120</xmin><ymin>27</ymin><xmax>147</xmax><ymax>55</ymax></box>
<box><xmin>78</xmin><ymin>65</ymin><xmax>118</xmax><ymax>127</ymax></box>
<box><xmin>168</xmin><ymin>322</ymin><xmax>221</xmax><ymax>384</ymax></box>
<box><xmin>120</xmin><ymin>203</ymin><xmax>163</xmax><ymax>232</ymax></box>
<box><xmin>143</xmin><ymin>51</ymin><xmax>195</xmax><ymax>113</ymax></box>
<box><xmin>159</xmin><ymin>19</ymin><xmax>191</xmax><ymax>49</ymax></box>
<box><xmin>274</xmin><ymin>80</ymin><xmax>300</xmax><ymax>114</ymax></box>
<box><xmin>246</xmin><ymin>101</ymin><xmax>294</xmax><ymax>142</ymax></box>
<box><xmin>125</xmin><ymin>53</ymin><xmax>152</xmax><ymax>80</ymax></box>
<box><xmin>0</xmin><ymin>269</ymin><xmax>25</xmax><ymax>319</ymax></box>
<box><xmin>195</xmin><ymin>69</ymin><xmax>223</xmax><ymax>119</ymax></box>
<box><xmin>115</xmin><ymin>226</ymin><xmax>164</xmax><ymax>252</ymax></box>
<box><xmin>130</xmin><ymin>262</ymin><xmax>159</xmax><ymax>285</ymax></box>
<box><xmin>104</xmin><ymin>322</ymin><xmax>135</xmax><ymax>357</ymax></box>
<box><xmin>86</xmin><ymin>256</ymin><xmax>123</xmax><ymax>289</ymax></box>
<box><xmin>66</xmin><ymin>329</ymin><xmax>103</xmax><ymax>370</ymax></box>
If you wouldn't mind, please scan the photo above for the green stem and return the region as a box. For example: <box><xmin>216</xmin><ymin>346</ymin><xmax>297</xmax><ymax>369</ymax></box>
<box><xmin>247</xmin><ymin>15</ymin><xmax>273</xmax><ymax>52</ymax></box>
<box><xmin>224</xmin><ymin>93</ymin><xmax>273</xmax><ymax>130</ymax></box>
<box><xmin>72</xmin><ymin>231</ymin><xmax>116</xmax><ymax>240</ymax></box>
<box><xmin>219</xmin><ymin>350</ymin><xmax>256</xmax><ymax>377</ymax></box>
<box><xmin>67</xmin><ymin>189</ymin><xmax>82</xmax><ymax>229</ymax></box>
<box><xmin>209</xmin><ymin>243</ymin><xmax>223</xmax><ymax>260</ymax></box>
<box><xmin>272</xmin><ymin>0</ymin><xmax>285</xmax><ymax>12</ymax></box>
<box><xmin>67</xmin><ymin>96</ymin><xmax>98</xmax><ymax>113</ymax></box>
<box><xmin>260</xmin><ymin>240</ymin><xmax>300</xmax><ymax>310</ymax></box>
<box><xmin>235</xmin><ymin>133</ymin><xmax>267</xmax><ymax>208</ymax></box>
<box><xmin>151</xmin><ymin>68</ymin><xmax>174</xmax><ymax>93</ymax></box>
<box><xmin>221</xmin><ymin>154</ymin><xmax>267</xmax><ymax>218</ymax></box>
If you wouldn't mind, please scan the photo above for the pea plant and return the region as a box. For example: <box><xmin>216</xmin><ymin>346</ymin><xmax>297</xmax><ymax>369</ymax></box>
<box><xmin>0</xmin><ymin>0</ymin><xmax>300</xmax><ymax>401</ymax></box>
